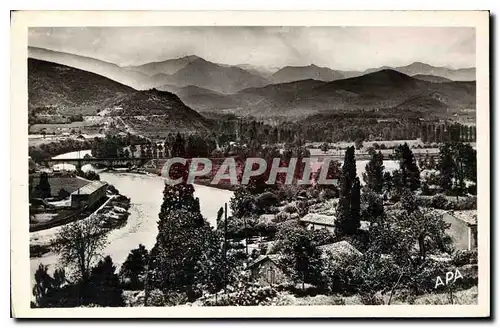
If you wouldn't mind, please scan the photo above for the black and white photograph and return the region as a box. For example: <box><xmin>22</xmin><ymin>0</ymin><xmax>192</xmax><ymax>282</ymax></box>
<box><xmin>10</xmin><ymin>10</ymin><xmax>490</xmax><ymax>318</ymax></box>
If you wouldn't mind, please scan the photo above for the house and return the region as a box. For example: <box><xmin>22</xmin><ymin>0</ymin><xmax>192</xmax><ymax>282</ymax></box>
<box><xmin>248</xmin><ymin>254</ymin><xmax>288</xmax><ymax>286</ymax></box>
<box><xmin>442</xmin><ymin>210</ymin><xmax>478</xmax><ymax>250</ymax></box>
<box><xmin>299</xmin><ymin>213</ymin><xmax>336</xmax><ymax>232</ymax></box>
<box><xmin>70</xmin><ymin>180</ymin><xmax>108</xmax><ymax>209</ymax></box>
<box><xmin>319</xmin><ymin>241</ymin><xmax>363</xmax><ymax>261</ymax></box>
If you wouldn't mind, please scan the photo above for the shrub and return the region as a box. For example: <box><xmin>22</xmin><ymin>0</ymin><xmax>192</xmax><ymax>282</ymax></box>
<box><xmin>421</xmin><ymin>182</ymin><xmax>433</xmax><ymax>196</ymax></box>
<box><xmin>359</xmin><ymin>292</ymin><xmax>385</xmax><ymax>305</ymax></box>
<box><xmin>467</xmin><ymin>184</ymin><xmax>477</xmax><ymax>196</ymax></box>
<box><xmin>274</xmin><ymin>211</ymin><xmax>291</xmax><ymax>223</ymax></box>
<box><xmin>306</xmin><ymin>187</ymin><xmax>320</xmax><ymax>199</ymax></box>
<box><xmin>146</xmin><ymin>289</ymin><xmax>188</xmax><ymax>306</ymax></box>
<box><xmin>452</xmin><ymin>197</ymin><xmax>477</xmax><ymax>210</ymax></box>
<box><xmin>255</xmin><ymin>219</ymin><xmax>277</xmax><ymax>237</ymax></box>
<box><xmin>431</xmin><ymin>195</ymin><xmax>449</xmax><ymax>209</ymax></box>
<box><xmin>255</xmin><ymin>192</ymin><xmax>280</xmax><ymax>213</ymax></box>
<box><xmin>202</xmin><ymin>284</ymin><xmax>277</xmax><ymax>306</ymax></box>
<box><xmin>58</xmin><ymin>188</ymin><xmax>71</xmax><ymax>200</ymax></box>
<box><xmin>283</xmin><ymin>204</ymin><xmax>298</xmax><ymax>214</ymax></box>
<box><xmin>379</xmin><ymin>143</ymin><xmax>387</xmax><ymax>150</ymax></box>
<box><xmin>452</xmin><ymin>250</ymin><xmax>478</xmax><ymax>266</ymax></box>
<box><xmin>319</xmin><ymin>188</ymin><xmax>338</xmax><ymax>201</ymax></box>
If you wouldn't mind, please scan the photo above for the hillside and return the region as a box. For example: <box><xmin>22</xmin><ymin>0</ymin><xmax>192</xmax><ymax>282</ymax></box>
<box><xmin>28</xmin><ymin>58</ymin><xmax>134</xmax><ymax>115</ymax></box>
<box><xmin>157</xmin><ymin>84</ymin><xmax>239</xmax><ymax>112</ymax></box>
<box><xmin>28</xmin><ymin>58</ymin><xmax>211</xmax><ymax>134</ymax></box>
<box><xmin>125</xmin><ymin>55</ymin><xmax>200</xmax><ymax>76</ymax></box>
<box><xmin>235</xmin><ymin>64</ymin><xmax>276</xmax><ymax>78</ymax></box>
<box><xmin>272</xmin><ymin>64</ymin><xmax>344</xmax><ymax>83</ymax></box>
<box><xmin>184</xmin><ymin>69</ymin><xmax>475</xmax><ymax>118</ymax></box>
<box><xmin>110</xmin><ymin>88</ymin><xmax>212</xmax><ymax>134</ymax></box>
<box><xmin>364</xmin><ymin>62</ymin><xmax>475</xmax><ymax>81</ymax></box>
<box><xmin>28</xmin><ymin>47</ymin><xmax>153</xmax><ymax>90</ymax></box>
<box><xmin>412</xmin><ymin>74</ymin><xmax>453</xmax><ymax>83</ymax></box>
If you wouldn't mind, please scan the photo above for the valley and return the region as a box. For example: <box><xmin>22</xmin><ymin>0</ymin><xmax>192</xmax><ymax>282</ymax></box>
<box><xmin>27</xmin><ymin>42</ymin><xmax>479</xmax><ymax>309</ymax></box>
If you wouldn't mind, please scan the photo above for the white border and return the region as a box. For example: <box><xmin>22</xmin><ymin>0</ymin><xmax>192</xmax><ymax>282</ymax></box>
<box><xmin>10</xmin><ymin>10</ymin><xmax>490</xmax><ymax>318</ymax></box>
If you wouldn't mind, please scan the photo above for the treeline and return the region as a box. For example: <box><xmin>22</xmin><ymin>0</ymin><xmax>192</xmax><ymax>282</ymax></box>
<box><xmin>209</xmin><ymin>113</ymin><xmax>476</xmax><ymax>144</ymax></box>
<box><xmin>29</xmin><ymin>133</ymin><xmax>149</xmax><ymax>162</ymax></box>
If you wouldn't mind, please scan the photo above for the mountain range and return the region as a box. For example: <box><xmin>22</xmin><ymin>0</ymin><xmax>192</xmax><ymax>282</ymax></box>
<box><xmin>363</xmin><ymin>62</ymin><xmax>475</xmax><ymax>82</ymax></box>
<box><xmin>271</xmin><ymin>64</ymin><xmax>344</xmax><ymax>84</ymax></box>
<box><xmin>182</xmin><ymin>69</ymin><xmax>475</xmax><ymax>118</ymax></box>
<box><xmin>28</xmin><ymin>58</ymin><xmax>211</xmax><ymax>133</ymax></box>
<box><xmin>28</xmin><ymin>47</ymin><xmax>153</xmax><ymax>90</ymax></box>
<box><xmin>29</xmin><ymin>47</ymin><xmax>475</xmax><ymax>92</ymax></box>
<box><xmin>28</xmin><ymin>47</ymin><xmax>476</xmax><ymax>124</ymax></box>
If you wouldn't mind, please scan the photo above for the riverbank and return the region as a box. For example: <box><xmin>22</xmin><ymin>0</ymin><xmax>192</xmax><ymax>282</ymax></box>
<box><xmin>30</xmin><ymin>170</ymin><xmax>235</xmax><ymax>288</ymax></box>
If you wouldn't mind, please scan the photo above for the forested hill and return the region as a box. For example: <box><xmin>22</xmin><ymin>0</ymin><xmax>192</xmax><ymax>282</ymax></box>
<box><xmin>182</xmin><ymin>69</ymin><xmax>476</xmax><ymax>118</ymax></box>
<box><xmin>28</xmin><ymin>58</ymin><xmax>212</xmax><ymax>133</ymax></box>
<box><xmin>28</xmin><ymin>58</ymin><xmax>134</xmax><ymax>115</ymax></box>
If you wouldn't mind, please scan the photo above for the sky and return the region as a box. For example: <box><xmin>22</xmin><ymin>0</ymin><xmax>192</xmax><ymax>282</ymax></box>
<box><xmin>28</xmin><ymin>26</ymin><xmax>475</xmax><ymax>71</ymax></box>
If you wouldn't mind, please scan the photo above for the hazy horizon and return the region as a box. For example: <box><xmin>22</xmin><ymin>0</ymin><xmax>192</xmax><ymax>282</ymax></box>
<box><xmin>28</xmin><ymin>26</ymin><xmax>476</xmax><ymax>71</ymax></box>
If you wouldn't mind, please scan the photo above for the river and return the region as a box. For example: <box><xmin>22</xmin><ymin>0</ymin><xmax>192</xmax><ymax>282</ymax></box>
<box><xmin>31</xmin><ymin>151</ymin><xmax>398</xmax><ymax>285</ymax></box>
<box><xmin>30</xmin><ymin>162</ymin><xmax>234</xmax><ymax>286</ymax></box>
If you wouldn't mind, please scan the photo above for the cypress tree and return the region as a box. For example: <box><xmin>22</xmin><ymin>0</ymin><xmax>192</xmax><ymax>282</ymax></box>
<box><xmin>148</xmin><ymin>155</ymin><xmax>226</xmax><ymax>300</ymax></box>
<box><xmin>349</xmin><ymin>177</ymin><xmax>361</xmax><ymax>233</ymax></box>
<box><xmin>37</xmin><ymin>172</ymin><xmax>51</xmax><ymax>199</ymax></box>
<box><xmin>396</xmin><ymin>143</ymin><xmax>420</xmax><ymax>191</ymax></box>
<box><xmin>335</xmin><ymin>146</ymin><xmax>358</xmax><ymax>235</ymax></box>
<box><xmin>363</xmin><ymin>150</ymin><xmax>385</xmax><ymax>193</ymax></box>
<box><xmin>438</xmin><ymin>143</ymin><xmax>454</xmax><ymax>193</ymax></box>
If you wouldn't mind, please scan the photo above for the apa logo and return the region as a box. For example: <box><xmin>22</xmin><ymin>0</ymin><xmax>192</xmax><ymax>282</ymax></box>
<box><xmin>434</xmin><ymin>269</ymin><xmax>463</xmax><ymax>289</ymax></box>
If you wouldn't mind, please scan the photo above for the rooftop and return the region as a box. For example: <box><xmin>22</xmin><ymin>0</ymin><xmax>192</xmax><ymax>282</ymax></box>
<box><xmin>446</xmin><ymin>210</ymin><xmax>478</xmax><ymax>226</ymax></box>
<box><xmin>319</xmin><ymin>240</ymin><xmax>363</xmax><ymax>258</ymax></box>
<box><xmin>299</xmin><ymin>213</ymin><xmax>336</xmax><ymax>227</ymax></box>
<box><xmin>72</xmin><ymin>180</ymin><xmax>108</xmax><ymax>195</ymax></box>
<box><xmin>248</xmin><ymin>254</ymin><xmax>283</xmax><ymax>269</ymax></box>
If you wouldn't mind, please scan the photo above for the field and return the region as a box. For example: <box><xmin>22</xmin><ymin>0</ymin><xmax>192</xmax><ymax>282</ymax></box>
<box><xmin>272</xmin><ymin>286</ymin><xmax>478</xmax><ymax>305</ymax></box>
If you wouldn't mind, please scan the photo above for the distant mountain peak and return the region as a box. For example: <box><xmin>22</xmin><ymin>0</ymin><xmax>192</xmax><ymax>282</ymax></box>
<box><xmin>181</xmin><ymin>54</ymin><xmax>201</xmax><ymax>60</ymax></box>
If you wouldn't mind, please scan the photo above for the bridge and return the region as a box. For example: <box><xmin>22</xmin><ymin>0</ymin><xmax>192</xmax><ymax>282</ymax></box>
<box><xmin>40</xmin><ymin>157</ymin><xmax>154</xmax><ymax>170</ymax></box>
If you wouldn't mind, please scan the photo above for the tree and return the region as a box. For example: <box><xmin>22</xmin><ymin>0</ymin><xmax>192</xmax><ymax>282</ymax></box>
<box><xmin>320</xmin><ymin>142</ymin><xmax>329</xmax><ymax>154</ymax></box>
<box><xmin>349</xmin><ymin>177</ymin><xmax>361</xmax><ymax>231</ymax></box>
<box><xmin>395</xmin><ymin>143</ymin><xmax>420</xmax><ymax>191</ymax></box>
<box><xmin>216</xmin><ymin>207</ymin><xmax>225</xmax><ymax>228</ymax></box>
<box><xmin>147</xmin><ymin>177</ymin><xmax>227</xmax><ymax>302</ymax></box>
<box><xmin>438</xmin><ymin>143</ymin><xmax>454</xmax><ymax>193</ymax></box>
<box><xmin>399</xmin><ymin>190</ymin><xmax>453</xmax><ymax>261</ymax></box>
<box><xmin>37</xmin><ymin>172</ymin><xmax>51</xmax><ymax>199</ymax></box>
<box><xmin>171</xmin><ymin>133</ymin><xmax>186</xmax><ymax>157</ymax></box>
<box><xmin>130</xmin><ymin>143</ymin><xmax>137</xmax><ymax>158</ymax></box>
<box><xmin>336</xmin><ymin>146</ymin><xmax>359</xmax><ymax>235</ymax></box>
<box><xmin>86</xmin><ymin>256</ymin><xmax>125</xmax><ymax>307</ymax></box>
<box><xmin>354</xmin><ymin>138</ymin><xmax>364</xmax><ymax>150</ymax></box>
<box><xmin>151</xmin><ymin>142</ymin><xmax>158</xmax><ymax>159</ymax></box>
<box><xmin>361</xmin><ymin>191</ymin><xmax>385</xmax><ymax>223</ymax></box>
<box><xmin>363</xmin><ymin>150</ymin><xmax>385</xmax><ymax>192</ymax></box>
<box><xmin>119</xmin><ymin>244</ymin><xmax>149</xmax><ymax>290</ymax></box>
<box><xmin>32</xmin><ymin>264</ymin><xmax>66</xmax><ymax>306</ymax></box>
<box><xmin>274</xmin><ymin>224</ymin><xmax>324</xmax><ymax>288</ymax></box>
<box><xmin>28</xmin><ymin>175</ymin><xmax>34</xmax><ymax>199</ymax></box>
<box><xmin>428</xmin><ymin>154</ymin><xmax>436</xmax><ymax>170</ymax></box>
<box><xmin>52</xmin><ymin>216</ymin><xmax>109</xmax><ymax>284</ymax></box>
<box><xmin>157</xmin><ymin>143</ymin><xmax>164</xmax><ymax>158</ymax></box>
<box><xmin>31</xmin><ymin>265</ymin><xmax>67</xmax><ymax>308</ymax></box>
<box><xmin>316</xmin><ymin>159</ymin><xmax>341</xmax><ymax>192</ymax></box>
